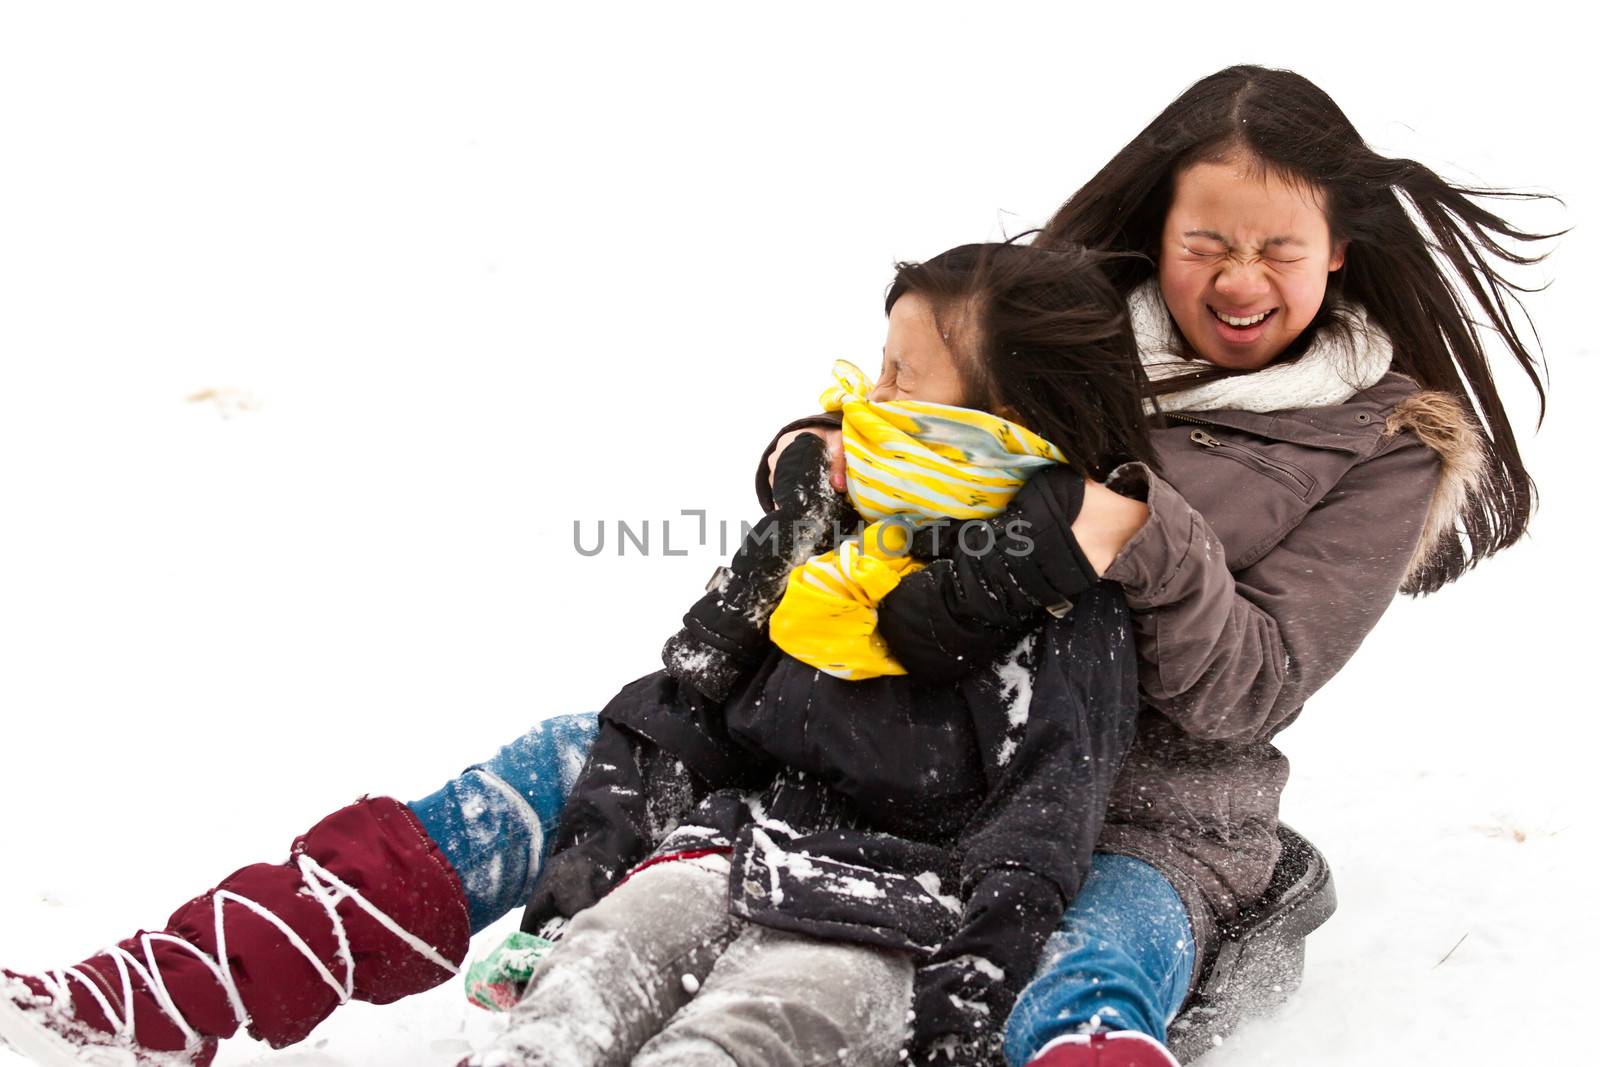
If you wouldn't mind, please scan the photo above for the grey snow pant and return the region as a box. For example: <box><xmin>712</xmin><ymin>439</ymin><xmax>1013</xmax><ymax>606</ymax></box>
<box><xmin>481</xmin><ymin>854</ymin><xmax>914</xmax><ymax>1066</ymax></box>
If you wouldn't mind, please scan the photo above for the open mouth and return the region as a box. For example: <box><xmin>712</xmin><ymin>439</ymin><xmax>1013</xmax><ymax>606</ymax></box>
<box><xmin>1207</xmin><ymin>305</ymin><xmax>1278</xmax><ymax>329</ymax></box>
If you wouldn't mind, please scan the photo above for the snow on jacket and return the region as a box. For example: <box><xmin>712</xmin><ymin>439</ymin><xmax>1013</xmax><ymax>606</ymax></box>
<box><xmin>755</xmin><ymin>285</ymin><xmax>1483</xmax><ymax>983</ymax></box>
<box><xmin>524</xmin><ymin>548</ymin><xmax>1140</xmax><ymax>1062</ymax></box>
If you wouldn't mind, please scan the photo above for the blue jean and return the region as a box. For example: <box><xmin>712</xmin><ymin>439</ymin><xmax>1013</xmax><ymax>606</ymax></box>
<box><xmin>407</xmin><ymin>713</ymin><xmax>599</xmax><ymax>933</ymax></box>
<box><xmin>1002</xmin><ymin>853</ymin><xmax>1196</xmax><ymax>1063</ymax></box>
<box><xmin>408</xmin><ymin>713</ymin><xmax>1194</xmax><ymax>1063</ymax></box>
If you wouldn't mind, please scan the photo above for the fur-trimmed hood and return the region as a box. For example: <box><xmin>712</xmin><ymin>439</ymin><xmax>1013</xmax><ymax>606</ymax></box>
<box><xmin>1383</xmin><ymin>389</ymin><xmax>1488</xmax><ymax>593</ymax></box>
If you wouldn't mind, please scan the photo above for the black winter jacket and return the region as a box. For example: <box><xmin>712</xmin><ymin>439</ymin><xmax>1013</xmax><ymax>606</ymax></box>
<box><xmin>523</xmin><ymin>470</ymin><xmax>1140</xmax><ymax>1062</ymax></box>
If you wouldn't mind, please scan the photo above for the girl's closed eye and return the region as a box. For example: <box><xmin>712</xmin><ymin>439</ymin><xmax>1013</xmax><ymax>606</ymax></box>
<box><xmin>881</xmin><ymin>361</ymin><xmax>918</xmax><ymax>402</ymax></box>
<box><xmin>1262</xmin><ymin>238</ymin><xmax>1308</xmax><ymax>266</ymax></box>
<box><xmin>874</xmin><ymin>356</ymin><xmax>898</xmax><ymax>396</ymax></box>
<box><xmin>1183</xmin><ymin>234</ymin><xmax>1305</xmax><ymax>267</ymax></box>
<box><xmin>1181</xmin><ymin>235</ymin><xmax>1228</xmax><ymax>258</ymax></box>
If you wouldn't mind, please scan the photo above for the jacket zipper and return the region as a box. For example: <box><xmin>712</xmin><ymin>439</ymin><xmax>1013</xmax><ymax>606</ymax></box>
<box><xmin>1165</xmin><ymin>414</ymin><xmax>1315</xmax><ymax>498</ymax></box>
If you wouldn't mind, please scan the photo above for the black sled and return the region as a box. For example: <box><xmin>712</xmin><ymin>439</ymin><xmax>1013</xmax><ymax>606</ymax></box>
<box><xmin>1166</xmin><ymin>824</ymin><xmax>1337</xmax><ymax>1063</ymax></box>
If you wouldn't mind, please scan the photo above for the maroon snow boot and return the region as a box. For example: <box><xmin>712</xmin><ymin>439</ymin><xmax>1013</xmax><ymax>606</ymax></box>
<box><xmin>1</xmin><ymin>796</ymin><xmax>470</xmax><ymax>1066</ymax></box>
<box><xmin>1028</xmin><ymin>1030</ymin><xmax>1182</xmax><ymax>1067</ymax></box>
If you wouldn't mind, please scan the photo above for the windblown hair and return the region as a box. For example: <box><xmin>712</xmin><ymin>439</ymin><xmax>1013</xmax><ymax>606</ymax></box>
<box><xmin>1038</xmin><ymin>64</ymin><xmax>1559</xmax><ymax>594</ymax></box>
<box><xmin>886</xmin><ymin>240</ymin><xmax>1158</xmax><ymax>482</ymax></box>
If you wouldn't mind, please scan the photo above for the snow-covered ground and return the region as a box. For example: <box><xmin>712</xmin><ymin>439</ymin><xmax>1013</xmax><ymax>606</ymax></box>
<box><xmin>1</xmin><ymin>4</ymin><xmax>1595</xmax><ymax>1064</ymax></box>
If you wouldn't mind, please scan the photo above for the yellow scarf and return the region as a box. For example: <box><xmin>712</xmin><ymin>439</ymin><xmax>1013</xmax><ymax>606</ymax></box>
<box><xmin>768</xmin><ymin>361</ymin><xmax>1065</xmax><ymax>680</ymax></box>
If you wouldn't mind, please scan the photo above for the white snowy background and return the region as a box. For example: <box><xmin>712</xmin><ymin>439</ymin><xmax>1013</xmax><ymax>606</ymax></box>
<box><xmin>1</xmin><ymin>3</ymin><xmax>1595</xmax><ymax>1064</ymax></box>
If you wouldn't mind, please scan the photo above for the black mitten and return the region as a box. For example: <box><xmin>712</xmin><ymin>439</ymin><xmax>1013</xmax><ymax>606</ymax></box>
<box><xmin>520</xmin><ymin>722</ymin><xmax>706</xmax><ymax>934</ymax></box>
<box><xmin>879</xmin><ymin>467</ymin><xmax>1099</xmax><ymax>682</ymax></box>
<box><xmin>663</xmin><ymin>432</ymin><xmax>848</xmax><ymax>700</ymax></box>
<box><xmin>909</xmin><ymin>867</ymin><xmax>1065</xmax><ymax>1066</ymax></box>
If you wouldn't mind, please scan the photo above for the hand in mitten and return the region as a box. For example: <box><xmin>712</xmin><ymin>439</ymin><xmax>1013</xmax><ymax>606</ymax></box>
<box><xmin>664</xmin><ymin>432</ymin><xmax>849</xmax><ymax>700</ymax></box>
<box><xmin>878</xmin><ymin>467</ymin><xmax>1099</xmax><ymax>682</ymax></box>
<box><xmin>520</xmin><ymin>722</ymin><xmax>710</xmax><ymax>940</ymax></box>
<box><xmin>464</xmin><ymin>930</ymin><xmax>555</xmax><ymax>1011</ymax></box>
<box><xmin>910</xmin><ymin>867</ymin><xmax>1064</xmax><ymax>1065</ymax></box>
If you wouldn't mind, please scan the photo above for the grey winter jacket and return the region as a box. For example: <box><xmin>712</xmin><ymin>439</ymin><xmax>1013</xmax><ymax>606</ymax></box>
<box><xmin>1090</xmin><ymin>371</ymin><xmax>1476</xmax><ymax>964</ymax></box>
<box><xmin>756</xmin><ymin>361</ymin><xmax>1482</xmax><ymax>979</ymax></box>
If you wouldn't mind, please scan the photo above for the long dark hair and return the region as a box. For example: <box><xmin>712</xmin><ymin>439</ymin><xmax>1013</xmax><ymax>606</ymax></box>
<box><xmin>1039</xmin><ymin>64</ymin><xmax>1559</xmax><ymax>594</ymax></box>
<box><xmin>886</xmin><ymin>240</ymin><xmax>1158</xmax><ymax>481</ymax></box>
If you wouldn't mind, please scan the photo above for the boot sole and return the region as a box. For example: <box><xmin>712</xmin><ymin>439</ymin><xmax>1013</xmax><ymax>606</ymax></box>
<box><xmin>1166</xmin><ymin>823</ymin><xmax>1338</xmax><ymax>1063</ymax></box>
<box><xmin>0</xmin><ymin>981</ymin><xmax>191</xmax><ymax>1067</ymax></box>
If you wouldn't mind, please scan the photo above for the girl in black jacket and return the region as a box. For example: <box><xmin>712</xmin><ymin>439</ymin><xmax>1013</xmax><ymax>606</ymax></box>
<box><xmin>472</xmin><ymin>241</ymin><xmax>1159</xmax><ymax>1067</ymax></box>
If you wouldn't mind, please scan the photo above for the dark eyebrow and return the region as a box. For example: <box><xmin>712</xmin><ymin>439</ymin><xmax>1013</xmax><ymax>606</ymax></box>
<box><xmin>1183</xmin><ymin>229</ymin><xmax>1227</xmax><ymax>242</ymax></box>
<box><xmin>1264</xmin><ymin>236</ymin><xmax>1308</xmax><ymax>248</ymax></box>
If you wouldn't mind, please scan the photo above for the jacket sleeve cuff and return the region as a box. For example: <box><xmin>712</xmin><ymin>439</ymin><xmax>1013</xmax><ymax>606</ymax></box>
<box><xmin>1011</xmin><ymin>467</ymin><xmax>1098</xmax><ymax>607</ymax></box>
<box><xmin>1101</xmin><ymin>462</ymin><xmax>1205</xmax><ymax>609</ymax></box>
<box><xmin>753</xmin><ymin>413</ymin><xmax>843</xmax><ymax>513</ymax></box>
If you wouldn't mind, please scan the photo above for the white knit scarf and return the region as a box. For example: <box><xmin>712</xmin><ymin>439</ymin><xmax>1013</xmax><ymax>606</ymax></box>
<box><xmin>1127</xmin><ymin>280</ymin><xmax>1394</xmax><ymax>415</ymax></box>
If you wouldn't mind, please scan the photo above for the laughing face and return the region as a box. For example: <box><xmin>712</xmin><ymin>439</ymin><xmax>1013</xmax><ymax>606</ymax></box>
<box><xmin>1157</xmin><ymin>156</ymin><xmax>1347</xmax><ymax>371</ymax></box>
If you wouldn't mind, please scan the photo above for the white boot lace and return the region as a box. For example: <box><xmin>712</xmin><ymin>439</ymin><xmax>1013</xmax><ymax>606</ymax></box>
<box><xmin>38</xmin><ymin>853</ymin><xmax>460</xmax><ymax>1054</ymax></box>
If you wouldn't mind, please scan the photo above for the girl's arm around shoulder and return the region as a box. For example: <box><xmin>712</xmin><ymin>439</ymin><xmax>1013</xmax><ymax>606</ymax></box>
<box><xmin>876</xmin><ymin>469</ymin><xmax>1104</xmax><ymax>681</ymax></box>
<box><xmin>1102</xmin><ymin>413</ymin><xmax>1464</xmax><ymax>743</ymax></box>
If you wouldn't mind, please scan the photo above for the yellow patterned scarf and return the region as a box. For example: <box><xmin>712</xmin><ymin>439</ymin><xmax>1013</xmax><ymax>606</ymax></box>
<box><xmin>768</xmin><ymin>360</ymin><xmax>1065</xmax><ymax>680</ymax></box>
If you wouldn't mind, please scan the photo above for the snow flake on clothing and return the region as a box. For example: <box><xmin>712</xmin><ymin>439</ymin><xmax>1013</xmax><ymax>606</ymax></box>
<box><xmin>988</xmin><ymin>633</ymin><xmax>1038</xmax><ymax>767</ymax></box>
